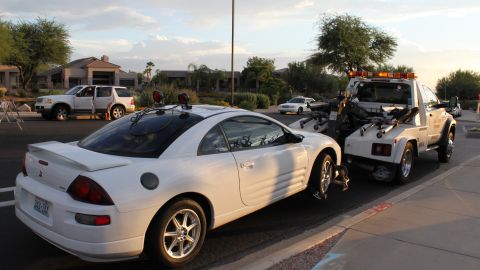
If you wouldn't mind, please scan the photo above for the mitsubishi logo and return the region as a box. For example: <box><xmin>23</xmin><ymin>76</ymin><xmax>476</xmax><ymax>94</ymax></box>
<box><xmin>38</xmin><ymin>171</ymin><xmax>43</xmax><ymax>177</ymax></box>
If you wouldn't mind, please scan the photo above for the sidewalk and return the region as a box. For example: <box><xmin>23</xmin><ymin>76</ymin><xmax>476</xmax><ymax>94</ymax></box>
<box><xmin>312</xmin><ymin>156</ymin><xmax>480</xmax><ymax>270</ymax></box>
<box><xmin>217</xmin><ymin>156</ymin><xmax>480</xmax><ymax>270</ymax></box>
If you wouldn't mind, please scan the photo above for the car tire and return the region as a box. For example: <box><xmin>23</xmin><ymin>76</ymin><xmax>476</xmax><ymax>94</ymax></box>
<box><xmin>53</xmin><ymin>105</ymin><xmax>69</xmax><ymax>121</ymax></box>
<box><xmin>146</xmin><ymin>199</ymin><xmax>207</xmax><ymax>268</ymax></box>
<box><xmin>438</xmin><ymin>131</ymin><xmax>454</xmax><ymax>163</ymax></box>
<box><xmin>110</xmin><ymin>105</ymin><xmax>125</xmax><ymax>120</ymax></box>
<box><xmin>280</xmin><ymin>111</ymin><xmax>286</xmax><ymax>115</ymax></box>
<box><xmin>297</xmin><ymin>107</ymin><xmax>303</xmax><ymax>115</ymax></box>
<box><xmin>309</xmin><ymin>153</ymin><xmax>334</xmax><ymax>199</ymax></box>
<box><xmin>396</xmin><ymin>142</ymin><xmax>414</xmax><ymax>183</ymax></box>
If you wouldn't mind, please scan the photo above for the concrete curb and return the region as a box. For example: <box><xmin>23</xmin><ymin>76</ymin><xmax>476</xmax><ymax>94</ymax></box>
<box><xmin>213</xmin><ymin>155</ymin><xmax>480</xmax><ymax>270</ymax></box>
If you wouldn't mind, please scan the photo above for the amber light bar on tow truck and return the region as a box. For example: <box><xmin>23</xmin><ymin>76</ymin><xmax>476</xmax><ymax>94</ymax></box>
<box><xmin>348</xmin><ymin>71</ymin><xmax>416</xmax><ymax>79</ymax></box>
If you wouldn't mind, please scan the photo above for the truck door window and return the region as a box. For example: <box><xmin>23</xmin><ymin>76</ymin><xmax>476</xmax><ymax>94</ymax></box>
<box><xmin>421</xmin><ymin>85</ymin><xmax>439</xmax><ymax>108</ymax></box>
<box><xmin>96</xmin><ymin>87</ymin><xmax>112</xmax><ymax>97</ymax></box>
<box><xmin>78</xmin><ymin>86</ymin><xmax>94</xmax><ymax>97</ymax></box>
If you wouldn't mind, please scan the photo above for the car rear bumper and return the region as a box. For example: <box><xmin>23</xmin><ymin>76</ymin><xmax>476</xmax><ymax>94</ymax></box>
<box><xmin>16</xmin><ymin>206</ymin><xmax>143</xmax><ymax>262</ymax></box>
<box><xmin>14</xmin><ymin>174</ymin><xmax>147</xmax><ymax>262</ymax></box>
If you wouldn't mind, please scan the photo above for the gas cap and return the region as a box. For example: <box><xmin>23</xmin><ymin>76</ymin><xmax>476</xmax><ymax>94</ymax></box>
<box><xmin>141</xmin><ymin>173</ymin><xmax>159</xmax><ymax>190</ymax></box>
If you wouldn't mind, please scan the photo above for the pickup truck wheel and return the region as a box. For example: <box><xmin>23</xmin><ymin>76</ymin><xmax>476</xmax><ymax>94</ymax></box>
<box><xmin>297</xmin><ymin>107</ymin><xmax>303</xmax><ymax>115</ymax></box>
<box><xmin>146</xmin><ymin>199</ymin><xmax>206</xmax><ymax>268</ymax></box>
<box><xmin>53</xmin><ymin>105</ymin><xmax>68</xmax><ymax>121</ymax></box>
<box><xmin>396</xmin><ymin>142</ymin><xmax>414</xmax><ymax>183</ymax></box>
<box><xmin>438</xmin><ymin>131</ymin><xmax>454</xmax><ymax>163</ymax></box>
<box><xmin>110</xmin><ymin>105</ymin><xmax>125</xmax><ymax>120</ymax></box>
<box><xmin>309</xmin><ymin>153</ymin><xmax>334</xmax><ymax>199</ymax></box>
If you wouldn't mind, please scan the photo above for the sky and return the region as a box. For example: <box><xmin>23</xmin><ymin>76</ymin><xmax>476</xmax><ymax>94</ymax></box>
<box><xmin>1</xmin><ymin>0</ymin><xmax>480</xmax><ymax>89</ymax></box>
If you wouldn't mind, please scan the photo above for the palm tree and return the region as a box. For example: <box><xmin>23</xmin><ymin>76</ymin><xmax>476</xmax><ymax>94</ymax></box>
<box><xmin>144</xmin><ymin>61</ymin><xmax>155</xmax><ymax>82</ymax></box>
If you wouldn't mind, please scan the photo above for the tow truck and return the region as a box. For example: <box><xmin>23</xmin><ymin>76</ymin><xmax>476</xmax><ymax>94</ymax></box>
<box><xmin>290</xmin><ymin>71</ymin><xmax>457</xmax><ymax>183</ymax></box>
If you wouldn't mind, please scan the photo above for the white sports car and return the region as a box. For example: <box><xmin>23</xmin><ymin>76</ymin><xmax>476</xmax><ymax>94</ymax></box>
<box><xmin>15</xmin><ymin>97</ymin><xmax>346</xmax><ymax>268</ymax></box>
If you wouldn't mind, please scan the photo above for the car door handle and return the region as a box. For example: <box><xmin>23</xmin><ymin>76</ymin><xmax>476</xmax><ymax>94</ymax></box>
<box><xmin>240</xmin><ymin>161</ymin><xmax>255</xmax><ymax>169</ymax></box>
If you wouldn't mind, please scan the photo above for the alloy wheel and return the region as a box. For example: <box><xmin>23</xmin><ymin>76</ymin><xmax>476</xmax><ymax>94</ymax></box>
<box><xmin>162</xmin><ymin>209</ymin><xmax>202</xmax><ymax>259</ymax></box>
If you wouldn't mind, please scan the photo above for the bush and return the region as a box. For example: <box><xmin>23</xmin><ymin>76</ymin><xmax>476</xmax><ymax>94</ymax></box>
<box><xmin>134</xmin><ymin>86</ymin><xmax>199</xmax><ymax>108</ymax></box>
<box><xmin>0</xmin><ymin>87</ymin><xmax>6</xmax><ymax>97</ymax></box>
<box><xmin>256</xmin><ymin>94</ymin><xmax>270</xmax><ymax>109</ymax></box>
<box><xmin>231</xmin><ymin>92</ymin><xmax>257</xmax><ymax>108</ymax></box>
<box><xmin>200</xmin><ymin>97</ymin><xmax>230</xmax><ymax>107</ymax></box>
<box><xmin>238</xmin><ymin>100</ymin><xmax>256</xmax><ymax>111</ymax></box>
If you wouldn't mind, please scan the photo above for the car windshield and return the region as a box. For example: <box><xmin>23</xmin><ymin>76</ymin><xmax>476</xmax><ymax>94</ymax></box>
<box><xmin>64</xmin><ymin>86</ymin><xmax>83</xmax><ymax>95</ymax></box>
<box><xmin>356</xmin><ymin>82</ymin><xmax>411</xmax><ymax>104</ymax></box>
<box><xmin>288</xmin><ymin>98</ymin><xmax>305</xmax><ymax>103</ymax></box>
<box><xmin>78</xmin><ymin>110</ymin><xmax>204</xmax><ymax>158</ymax></box>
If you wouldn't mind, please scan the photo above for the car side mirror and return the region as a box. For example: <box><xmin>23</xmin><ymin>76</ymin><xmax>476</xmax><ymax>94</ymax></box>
<box><xmin>449</xmin><ymin>96</ymin><xmax>458</xmax><ymax>108</ymax></box>
<box><xmin>286</xmin><ymin>132</ymin><xmax>304</xmax><ymax>143</ymax></box>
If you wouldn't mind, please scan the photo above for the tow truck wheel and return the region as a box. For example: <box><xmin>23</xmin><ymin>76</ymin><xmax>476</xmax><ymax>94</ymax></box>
<box><xmin>309</xmin><ymin>153</ymin><xmax>334</xmax><ymax>199</ymax></box>
<box><xmin>396</xmin><ymin>142</ymin><xmax>414</xmax><ymax>183</ymax></box>
<box><xmin>438</xmin><ymin>131</ymin><xmax>454</xmax><ymax>163</ymax></box>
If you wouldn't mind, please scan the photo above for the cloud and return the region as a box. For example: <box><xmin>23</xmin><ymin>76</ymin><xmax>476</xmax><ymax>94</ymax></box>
<box><xmin>70</xmin><ymin>34</ymin><xmax>307</xmax><ymax>74</ymax></box>
<box><xmin>0</xmin><ymin>0</ymin><xmax>158</xmax><ymax>31</ymax></box>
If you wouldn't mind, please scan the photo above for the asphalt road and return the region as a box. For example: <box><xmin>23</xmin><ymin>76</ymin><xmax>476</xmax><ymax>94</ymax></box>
<box><xmin>1</xmin><ymin>114</ymin><xmax>479</xmax><ymax>270</ymax></box>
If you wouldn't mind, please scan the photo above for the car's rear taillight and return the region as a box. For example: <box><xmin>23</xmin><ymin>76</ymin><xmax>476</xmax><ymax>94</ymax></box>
<box><xmin>21</xmin><ymin>153</ymin><xmax>28</xmax><ymax>176</ymax></box>
<box><xmin>372</xmin><ymin>143</ymin><xmax>392</xmax><ymax>156</ymax></box>
<box><xmin>67</xmin><ymin>176</ymin><xmax>114</xmax><ymax>205</ymax></box>
<box><xmin>130</xmin><ymin>98</ymin><xmax>134</xmax><ymax>106</ymax></box>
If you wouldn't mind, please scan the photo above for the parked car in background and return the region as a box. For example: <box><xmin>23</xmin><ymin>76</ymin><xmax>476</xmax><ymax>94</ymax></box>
<box><xmin>35</xmin><ymin>85</ymin><xmax>135</xmax><ymax>120</ymax></box>
<box><xmin>446</xmin><ymin>98</ymin><xmax>462</xmax><ymax>118</ymax></box>
<box><xmin>278</xmin><ymin>96</ymin><xmax>315</xmax><ymax>115</ymax></box>
<box><xmin>16</xmin><ymin>99</ymin><xmax>348</xmax><ymax>268</ymax></box>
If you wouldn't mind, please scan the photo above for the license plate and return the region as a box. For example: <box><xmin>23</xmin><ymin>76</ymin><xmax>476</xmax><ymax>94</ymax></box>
<box><xmin>329</xmin><ymin>111</ymin><xmax>337</xmax><ymax>120</ymax></box>
<box><xmin>33</xmin><ymin>197</ymin><xmax>50</xmax><ymax>218</ymax></box>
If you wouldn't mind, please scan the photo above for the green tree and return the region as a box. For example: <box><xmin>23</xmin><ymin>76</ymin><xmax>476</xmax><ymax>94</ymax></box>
<box><xmin>281</xmin><ymin>61</ymin><xmax>346</xmax><ymax>98</ymax></box>
<box><xmin>283</xmin><ymin>61</ymin><xmax>308</xmax><ymax>93</ymax></box>
<box><xmin>143</xmin><ymin>61</ymin><xmax>155</xmax><ymax>82</ymax></box>
<box><xmin>309</xmin><ymin>14</ymin><xmax>397</xmax><ymax>73</ymax></box>
<box><xmin>5</xmin><ymin>18</ymin><xmax>71</xmax><ymax>91</ymax></box>
<box><xmin>436</xmin><ymin>70</ymin><xmax>480</xmax><ymax>100</ymax></box>
<box><xmin>0</xmin><ymin>20</ymin><xmax>12</xmax><ymax>62</ymax></box>
<box><xmin>260</xmin><ymin>77</ymin><xmax>291</xmax><ymax>105</ymax></box>
<box><xmin>365</xmin><ymin>63</ymin><xmax>414</xmax><ymax>73</ymax></box>
<box><xmin>242</xmin><ymin>57</ymin><xmax>275</xmax><ymax>90</ymax></box>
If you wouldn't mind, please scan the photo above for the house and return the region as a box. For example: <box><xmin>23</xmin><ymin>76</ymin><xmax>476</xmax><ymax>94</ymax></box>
<box><xmin>36</xmin><ymin>55</ymin><xmax>138</xmax><ymax>89</ymax></box>
<box><xmin>0</xmin><ymin>65</ymin><xmax>20</xmax><ymax>92</ymax></box>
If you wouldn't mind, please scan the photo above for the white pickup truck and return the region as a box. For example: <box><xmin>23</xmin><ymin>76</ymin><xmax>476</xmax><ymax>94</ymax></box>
<box><xmin>291</xmin><ymin>71</ymin><xmax>457</xmax><ymax>183</ymax></box>
<box><xmin>35</xmin><ymin>85</ymin><xmax>135</xmax><ymax>120</ymax></box>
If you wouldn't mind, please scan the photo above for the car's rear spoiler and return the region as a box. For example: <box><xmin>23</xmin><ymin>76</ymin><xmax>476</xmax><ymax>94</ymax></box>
<box><xmin>28</xmin><ymin>141</ymin><xmax>131</xmax><ymax>172</ymax></box>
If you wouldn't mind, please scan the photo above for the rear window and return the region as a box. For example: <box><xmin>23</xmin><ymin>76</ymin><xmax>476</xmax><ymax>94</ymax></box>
<box><xmin>115</xmin><ymin>88</ymin><xmax>132</xmax><ymax>97</ymax></box>
<box><xmin>78</xmin><ymin>111</ymin><xmax>204</xmax><ymax>158</ymax></box>
<box><xmin>356</xmin><ymin>82</ymin><xmax>411</xmax><ymax>104</ymax></box>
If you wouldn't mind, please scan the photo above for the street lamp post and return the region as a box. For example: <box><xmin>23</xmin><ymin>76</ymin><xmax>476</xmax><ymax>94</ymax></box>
<box><xmin>230</xmin><ymin>0</ymin><xmax>235</xmax><ymax>106</ymax></box>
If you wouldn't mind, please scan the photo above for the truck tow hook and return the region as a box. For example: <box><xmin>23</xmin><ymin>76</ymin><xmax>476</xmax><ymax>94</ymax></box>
<box><xmin>334</xmin><ymin>165</ymin><xmax>350</xmax><ymax>191</ymax></box>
